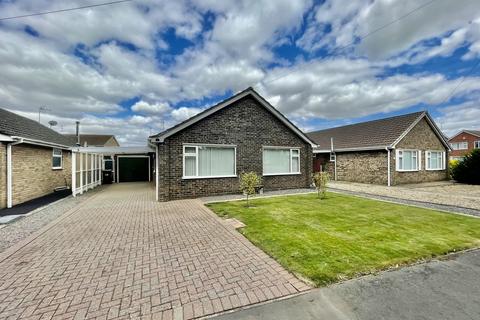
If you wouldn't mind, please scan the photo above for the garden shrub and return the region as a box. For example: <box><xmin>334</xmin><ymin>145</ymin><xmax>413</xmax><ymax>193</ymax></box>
<box><xmin>312</xmin><ymin>171</ymin><xmax>329</xmax><ymax>199</ymax></box>
<box><xmin>451</xmin><ymin>149</ymin><xmax>480</xmax><ymax>184</ymax></box>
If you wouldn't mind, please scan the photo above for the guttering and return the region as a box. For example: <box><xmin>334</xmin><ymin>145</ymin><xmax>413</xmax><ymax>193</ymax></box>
<box><xmin>313</xmin><ymin>145</ymin><xmax>389</xmax><ymax>153</ymax></box>
<box><xmin>0</xmin><ymin>134</ymin><xmax>14</xmax><ymax>142</ymax></box>
<box><xmin>6</xmin><ymin>138</ymin><xmax>24</xmax><ymax>208</ymax></box>
<box><xmin>10</xmin><ymin>136</ymin><xmax>71</xmax><ymax>150</ymax></box>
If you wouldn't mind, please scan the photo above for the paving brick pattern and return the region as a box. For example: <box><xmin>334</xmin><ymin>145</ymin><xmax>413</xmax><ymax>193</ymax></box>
<box><xmin>0</xmin><ymin>183</ymin><xmax>309</xmax><ymax>320</ymax></box>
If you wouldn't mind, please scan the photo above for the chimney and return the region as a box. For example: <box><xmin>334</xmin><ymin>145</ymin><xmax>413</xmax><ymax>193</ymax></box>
<box><xmin>75</xmin><ymin>121</ymin><xmax>80</xmax><ymax>146</ymax></box>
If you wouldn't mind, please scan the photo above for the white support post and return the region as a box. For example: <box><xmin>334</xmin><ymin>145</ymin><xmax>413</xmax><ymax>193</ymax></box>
<box><xmin>6</xmin><ymin>144</ymin><xmax>12</xmax><ymax>208</ymax></box>
<box><xmin>95</xmin><ymin>154</ymin><xmax>98</xmax><ymax>186</ymax></box>
<box><xmin>72</xmin><ymin>152</ymin><xmax>76</xmax><ymax>197</ymax></box>
<box><xmin>155</xmin><ymin>145</ymin><xmax>159</xmax><ymax>202</ymax></box>
<box><xmin>80</xmin><ymin>152</ymin><xmax>84</xmax><ymax>194</ymax></box>
<box><xmin>90</xmin><ymin>153</ymin><xmax>94</xmax><ymax>189</ymax></box>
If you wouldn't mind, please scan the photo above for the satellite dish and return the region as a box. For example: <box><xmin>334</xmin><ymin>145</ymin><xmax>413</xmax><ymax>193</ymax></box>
<box><xmin>48</xmin><ymin>120</ymin><xmax>58</xmax><ymax>127</ymax></box>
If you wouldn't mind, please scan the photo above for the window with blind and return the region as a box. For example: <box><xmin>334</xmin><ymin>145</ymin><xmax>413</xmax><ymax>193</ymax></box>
<box><xmin>396</xmin><ymin>149</ymin><xmax>419</xmax><ymax>171</ymax></box>
<box><xmin>183</xmin><ymin>145</ymin><xmax>236</xmax><ymax>178</ymax></box>
<box><xmin>263</xmin><ymin>147</ymin><xmax>300</xmax><ymax>175</ymax></box>
<box><xmin>426</xmin><ymin>151</ymin><xmax>445</xmax><ymax>170</ymax></box>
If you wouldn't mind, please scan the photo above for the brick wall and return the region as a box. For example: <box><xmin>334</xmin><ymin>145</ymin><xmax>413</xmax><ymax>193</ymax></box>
<box><xmin>336</xmin><ymin>151</ymin><xmax>388</xmax><ymax>185</ymax></box>
<box><xmin>158</xmin><ymin>96</ymin><xmax>312</xmax><ymax>201</ymax></box>
<box><xmin>0</xmin><ymin>143</ymin><xmax>6</xmax><ymax>208</ymax></box>
<box><xmin>11</xmin><ymin>144</ymin><xmax>72</xmax><ymax>206</ymax></box>
<box><xmin>392</xmin><ymin>118</ymin><xmax>448</xmax><ymax>185</ymax></box>
<box><xmin>448</xmin><ymin>132</ymin><xmax>480</xmax><ymax>158</ymax></box>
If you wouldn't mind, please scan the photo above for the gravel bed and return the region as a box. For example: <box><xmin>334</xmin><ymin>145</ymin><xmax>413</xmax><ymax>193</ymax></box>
<box><xmin>329</xmin><ymin>188</ymin><xmax>480</xmax><ymax>218</ymax></box>
<box><xmin>202</xmin><ymin>188</ymin><xmax>315</xmax><ymax>203</ymax></box>
<box><xmin>329</xmin><ymin>181</ymin><xmax>480</xmax><ymax>211</ymax></box>
<box><xmin>0</xmin><ymin>187</ymin><xmax>103</xmax><ymax>253</ymax></box>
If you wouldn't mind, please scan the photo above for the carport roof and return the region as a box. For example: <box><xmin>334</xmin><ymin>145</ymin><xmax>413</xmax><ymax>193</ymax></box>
<box><xmin>73</xmin><ymin>146</ymin><xmax>154</xmax><ymax>154</ymax></box>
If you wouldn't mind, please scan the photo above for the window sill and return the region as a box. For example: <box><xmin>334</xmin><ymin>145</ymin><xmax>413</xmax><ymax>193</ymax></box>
<box><xmin>263</xmin><ymin>172</ymin><xmax>301</xmax><ymax>176</ymax></box>
<box><xmin>425</xmin><ymin>168</ymin><xmax>445</xmax><ymax>171</ymax></box>
<box><xmin>52</xmin><ymin>167</ymin><xmax>63</xmax><ymax>170</ymax></box>
<box><xmin>396</xmin><ymin>169</ymin><xmax>419</xmax><ymax>172</ymax></box>
<box><xmin>182</xmin><ymin>175</ymin><xmax>237</xmax><ymax>180</ymax></box>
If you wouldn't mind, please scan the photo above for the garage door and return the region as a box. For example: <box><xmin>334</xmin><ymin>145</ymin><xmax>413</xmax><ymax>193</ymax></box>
<box><xmin>118</xmin><ymin>157</ymin><xmax>149</xmax><ymax>182</ymax></box>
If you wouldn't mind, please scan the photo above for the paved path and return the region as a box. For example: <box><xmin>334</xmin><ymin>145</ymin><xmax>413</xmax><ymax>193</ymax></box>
<box><xmin>0</xmin><ymin>183</ymin><xmax>308</xmax><ymax>320</ymax></box>
<box><xmin>215</xmin><ymin>249</ymin><xmax>480</xmax><ymax>320</ymax></box>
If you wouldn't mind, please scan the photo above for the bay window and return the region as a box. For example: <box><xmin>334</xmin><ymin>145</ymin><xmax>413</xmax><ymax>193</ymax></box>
<box><xmin>263</xmin><ymin>147</ymin><xmax>300</xmax><ymax>175</ymax></box>
<box><xmin>396</xmin><ymin>149</ymin><xmax>419</xmax><ymax>171</ymax></box>
<box><xmin>183</xmin><ymin>144</ymin><xmax>236</xmax><ymax>178</ymax></box>
<box><xmin>426</xmin><ymin>151</ymin><xmax>445</xmax><ymax>170</ymax></box>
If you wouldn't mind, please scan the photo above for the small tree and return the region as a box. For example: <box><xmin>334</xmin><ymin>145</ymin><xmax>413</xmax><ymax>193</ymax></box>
<box><xmin>312</xmin><ymin>172</ymin><xmax>329</xmax><ymax>199</ymax></box>
<box><xmin>239</xmin><ymin>172</ymin><xmax>262</xmax><ymax>207</ymax></box>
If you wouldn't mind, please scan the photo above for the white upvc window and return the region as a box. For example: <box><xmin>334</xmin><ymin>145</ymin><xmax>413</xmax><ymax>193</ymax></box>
<box><xmin>263</xmin><ymin>147</ymin><xmax>300</xmax><ymax>176</ymax></box>
<box><xmin>103</xmin><ymin>155</ymin><xmax>113</xmax><ymax>171</ymax></box>
<box><xmin>425</xmin><ymin>150</ymin><xmax>445</xmax><ymax>170</ymax></box>
<box><xmin>183</xmin><ymin>144</ymin><xmax>236</xmax><ymax>179</ymax></box>
<box><xmin>396</xmin><ymin>149</ymin><xmax>420</xmax><ymax>172</ymax></box>
<box><xmin>475</xmin><ymin>141</ymin><xmax>480</xmax><ymax>149</ymax></box>
<box><xmin>450</xmin><ymin>142</ymin><xmax>468</xmax><ymax>150</ymax></box>
<box><xmin>52</xmin><ymin>148</ymin><xmax>63</xmax><ymax>169</ymax></box>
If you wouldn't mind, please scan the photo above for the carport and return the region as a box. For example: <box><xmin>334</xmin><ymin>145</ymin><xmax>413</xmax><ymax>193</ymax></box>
<box><xmin>72</xmin><ymin>146</ymin><xmax>154</xmax><ymax>196</ymax></box>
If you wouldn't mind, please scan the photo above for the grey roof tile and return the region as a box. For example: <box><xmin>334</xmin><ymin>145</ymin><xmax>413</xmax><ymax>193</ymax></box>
<box><xmin>64</xmin><ymin>134</ymin><xmax>118</xmax><ymax>146</ymax></box>
<box><xmin>0</xmin><ymin>108</ymin><xmax>73</xmax><ymax>146</ymax></box>
<box><xmin>307</xmin><ymin>111</ymin><xmax>425</xmax><ymax>150</ymax></box>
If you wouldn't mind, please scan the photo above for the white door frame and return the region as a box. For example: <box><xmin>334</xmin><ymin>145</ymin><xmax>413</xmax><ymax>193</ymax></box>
<box><xmin>116</xmin><ymin>155</ymin><xmax>151</xmax><ymax>183</ymax></box>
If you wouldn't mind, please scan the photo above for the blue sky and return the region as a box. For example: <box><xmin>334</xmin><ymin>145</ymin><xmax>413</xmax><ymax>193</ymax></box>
<box><xmin>0</xmin><ymin>0</ymin><xmax>479</xmax><ymax>145</ymax></box>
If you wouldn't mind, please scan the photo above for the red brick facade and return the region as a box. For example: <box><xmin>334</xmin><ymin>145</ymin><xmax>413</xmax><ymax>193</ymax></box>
<box><xmin>448</xmin><ymin>131</ymin><xmax>480</xmax><ymax>159</ymax></box>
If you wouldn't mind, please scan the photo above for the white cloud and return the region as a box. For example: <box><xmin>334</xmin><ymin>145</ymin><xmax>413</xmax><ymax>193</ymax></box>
<box><xmin>298</xmin><ymin>0</ymin><xmax>480</xmax><ymax>61</ymax></box>
<box><xmin>131</xmin><ymin>100</ymin><xmax>171</xmax><ymax>115</ymax></box>
<box><xmin>435</xmin><ymin>101</ymin><xmax>480</xmax><ymax>137</ymax></box>
<box><xmin>171</xmin><ymin>107</ymin><xmax>203</xmax><ymax>122</ymax></box>
<box><xmin>260</xmin><ymin>58</ymin><xmax>480</xmax><ymax>119</ymax></box>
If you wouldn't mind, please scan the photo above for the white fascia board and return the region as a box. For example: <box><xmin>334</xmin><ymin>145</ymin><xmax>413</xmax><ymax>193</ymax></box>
<box><xmin>10</xmin><ymin>136</ymin><xmax>71</xmax><ymax>149</ymax></box>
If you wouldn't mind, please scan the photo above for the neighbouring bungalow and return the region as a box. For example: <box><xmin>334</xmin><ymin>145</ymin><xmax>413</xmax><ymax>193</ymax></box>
<box><xmin>0</xmin><ymin>108</ymin><xmax>73</xmax><ymax>209</ymax></box>
<box><xmin>307</xmin><ymin>111</ymin><xmax>451</xmax><ymax>186</ymax></box>
<box><xmin>448</xmin><ymin>129</ymin><xmax>480</xmax><ymax>161</ymax></box>
<box><xmin>149</xmin><ymin>87</ymin><xmax>316</xmax><ymax>201</ymax></box>
<box><xmin>65</xmin><ymin>133</ymin><xmax>120</xmax><ymax>147</ymax></box>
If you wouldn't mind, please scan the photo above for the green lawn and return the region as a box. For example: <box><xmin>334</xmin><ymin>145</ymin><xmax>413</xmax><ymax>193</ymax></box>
<box><xmin>207</xmin><ymin>193</ymin><xmax>480</xmax><ymax>286</ymax></box>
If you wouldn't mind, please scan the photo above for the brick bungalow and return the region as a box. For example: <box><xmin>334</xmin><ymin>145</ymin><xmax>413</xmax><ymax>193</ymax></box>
<box><xmin>149</xmin><ymin>87</ymin><xmax>316</xmax><ymax>201</ymax></box>
<box><xmin>448</xmin><ymin>130</ymin><xmax>480</xmax><ymax>160</ymax></box>
<box><xmin>0</xmin><ymin>108</ymin><xmax>73</xmax><ymax>208</ymax></box>
<box><xmin>308</xmin><ymin>111</ymin><xmax>451</xmax><ymax>186</ymax></box>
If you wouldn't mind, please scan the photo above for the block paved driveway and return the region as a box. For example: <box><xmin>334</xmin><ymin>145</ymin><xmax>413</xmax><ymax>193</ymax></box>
<box><xmin>0</xmin><ymin>183</ymin><xmax>309</xmax><ymax>320</ymax></box>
